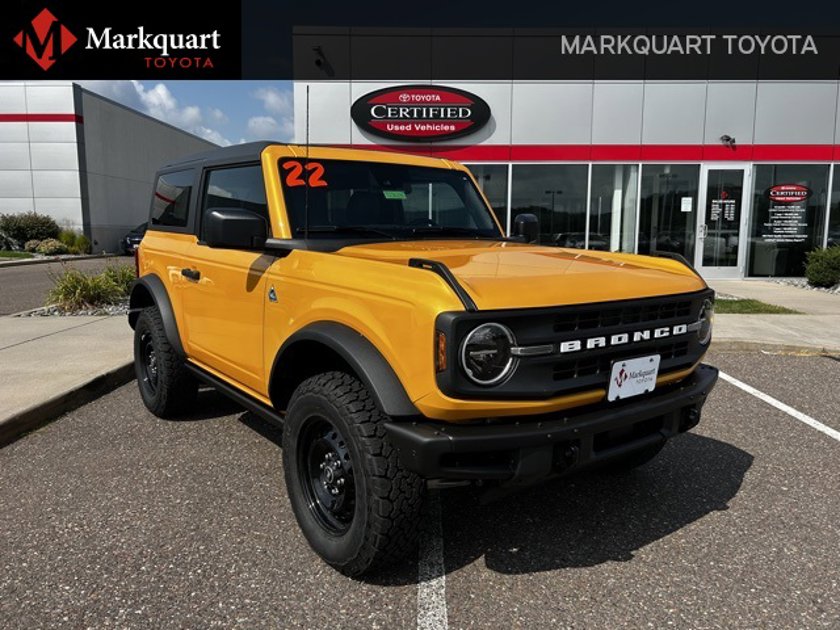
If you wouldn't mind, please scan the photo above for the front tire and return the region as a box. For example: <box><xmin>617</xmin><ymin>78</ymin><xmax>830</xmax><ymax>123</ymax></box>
<box><xmin>283</xmin><ymin>372</ymin><xmax>424</xmax><ymax>576</ymax></box>
<box><xmin>133</xmin><ymin>306</ymin><xmax>197</xmax><ymax>418</ymax></box>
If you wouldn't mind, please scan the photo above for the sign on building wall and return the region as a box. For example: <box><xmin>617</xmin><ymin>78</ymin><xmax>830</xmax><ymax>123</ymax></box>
<box><xmin>761</xmin><ymin>184</ymin><xmax>811</xmax><ymax>243</ymax></box>
<box><xmin>351</xmin><ymin>85</ymin><xmax>490</xmax><ymax>142</ymax></box>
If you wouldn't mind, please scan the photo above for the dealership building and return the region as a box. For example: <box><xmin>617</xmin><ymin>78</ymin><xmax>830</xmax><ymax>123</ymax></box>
<box><xmin>293</xmin><ymin>57</ymin><xmax>840</xmax><ymax>279</ymax></box>
<box><xmin>0</xmin><ymin>81</ymin><xmax>215</xmax><ymax>252</ymax></box>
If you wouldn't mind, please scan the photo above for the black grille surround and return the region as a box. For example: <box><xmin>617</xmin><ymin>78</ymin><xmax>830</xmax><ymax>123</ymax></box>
<box><xmin>435</xmin><ymin>289</ymin><xmax>714</xmax><ymax>400</ymax></box>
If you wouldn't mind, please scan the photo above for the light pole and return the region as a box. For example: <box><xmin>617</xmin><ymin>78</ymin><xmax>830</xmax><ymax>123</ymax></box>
<box><xmin>545</xmin><ymin>189</ymin><xmax>562</xmax><ymax>237</ymax></box>
<box><xmin>544</xmin><ymin>189</ymin><xmax>563</xmax><ymax>213</ymax></box>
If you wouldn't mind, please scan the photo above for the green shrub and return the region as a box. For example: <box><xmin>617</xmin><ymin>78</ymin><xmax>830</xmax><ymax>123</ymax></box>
<box><xmin>0</xmin><ymin>212</ymin><xmax>60</xmax><ymax>243</ymax></box>
<box><xmin>75</xmin><ymin>234</ymin><xmax>92</xmax><ymax>254</ymax></box>
<box><xmin>56</xmin><ymin>229</ymin><xmax>93</xmax><ymax>255</ymax></box>
<box><xmin>58</xmin><ymin>229</ymin><xmax>77</xmax><ymax>248</ymax></box>
<box><xmin>47</xmin><ymin>268</ymin><xmax>123</xmax><ymax>310</ymax></box>
<box><xmin>24</xmin><ymin>239</ymin><xmax>41</xmax><ymax>252</ymax></box>
<box><xmin>101</xmin><ymin>264</ymin><xmax>136</xmax><ymax>296</ymax></box>
<box><xmin>36</xmin><ymin>238</ymin><xmax>70</xmax><ymax>255</ymax></box>
<box><xmin>805</xmin><ymin>246</ymin><xmax>840</xmax><ymax>288</ymax></box>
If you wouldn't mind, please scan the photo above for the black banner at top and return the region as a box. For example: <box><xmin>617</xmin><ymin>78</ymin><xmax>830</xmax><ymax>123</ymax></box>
<box><xmin>3</xmin><ymin>0</ymin><xmax>840</xmax><ymax>79</ymax></box>
<box><xmin>290</xmin><ymin>28</ymin><xmax>840</xmax><ymax>81</ymax></box>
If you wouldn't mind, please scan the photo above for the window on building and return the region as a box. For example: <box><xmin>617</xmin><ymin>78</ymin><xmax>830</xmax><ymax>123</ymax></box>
<box><xmin>201</xmin><ymin>165</ymin><xmax>269</xmax><ymax>240</ymax></box>
<box><xmin>638</xmin><ymin>165</ymin><xmax>699</xmax><ymax>261</ymax></box>
<box><xmin>748</xmin><ymin>164</ymin><xmax>830</xmax><ymax>277</ymax></box>
<box><xmin>511</xmin><ymin>164</ymin><xmax>588</xmax><ymax>247</ymax></box>
<box><xmin>151</xmin><ymin>170</ymin><xmax>193</xmax><ymax>228</ymax></box>
<box><xmin>465</xmin><ymin>164</ymin><xmax>509</xmax><ymax>233</ymax></box>
<box><xmin>589</xmin><ymin>164</ymin><xmax>639</xmax><ymax>252</ymax></box>
<box><xmin>828</xmin><ymin>165</ymin><xmax>840</xmax><ymax>248</ymax></box>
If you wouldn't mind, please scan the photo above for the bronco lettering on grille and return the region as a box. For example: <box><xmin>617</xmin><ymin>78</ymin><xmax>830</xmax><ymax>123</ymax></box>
<box><xmin>559</xmin><ymin>324</ymin><xmax>689</xmax><ymax>354</ymax></box>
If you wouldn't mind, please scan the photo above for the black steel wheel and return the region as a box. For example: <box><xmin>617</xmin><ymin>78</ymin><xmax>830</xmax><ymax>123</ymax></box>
<box><xmin>283</xmin><ymin>371</ymin><xmax>424</xmax><ymax>576</ymax></box>
<box><xmin>133</xmin><ymin>307</ymin><xmax>197</xmax><ymax>418</ymax></box>
<box><xmin>138</xmin><ymin>330</ymin><xmax>159</xmax><ymax>398</ymax></box>
<box><xmin>298</xmin><ymin>416</ymin><xmax>356</xmax><ymax>534</ymax></box>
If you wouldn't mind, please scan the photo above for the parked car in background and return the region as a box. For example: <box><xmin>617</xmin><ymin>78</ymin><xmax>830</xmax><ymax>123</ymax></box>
<box><xmin>553</xmin><ymin>232</ymin><xmax>609</xmax><ymax>251</ymax></box>
<box><xmin>120</xmin><ymin>223</ymin><xmax>147</xmax><ymax>255</ymax></box>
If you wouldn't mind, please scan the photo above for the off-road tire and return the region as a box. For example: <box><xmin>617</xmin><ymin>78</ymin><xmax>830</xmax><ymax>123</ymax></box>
<box><xmin>600</xmin><ymin>440</ymin><xmax>666</xmax><ymax>473</ymax></box>
<box><xmin>283</xmin><ymin>371</ymin><xmax>425</xmax><ymax>576</ymax></box>
<box><xmin>133</xmin><ymin>306</ymin><xmax>197</xmax><ymax>418</ymax></box>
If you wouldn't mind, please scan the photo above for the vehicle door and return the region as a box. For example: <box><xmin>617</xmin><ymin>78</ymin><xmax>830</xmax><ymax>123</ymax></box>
<box><xmin>180</xmin><ymin>163</ymin><xmax>273</xmax><ymax>395</ymax></box>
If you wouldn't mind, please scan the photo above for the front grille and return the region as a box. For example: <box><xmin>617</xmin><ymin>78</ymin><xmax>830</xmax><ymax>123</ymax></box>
<box><xmin>435</xmin><ymin>289</ymin><xmax>713</xmax><ymax>400</ymax></box>
<box><xmin>553</xmin><ymin>300</ymin><xmax>692</xmax><ymax>332</ymax></box>
<box><xmin>553</xmin><ymin>341</ymin><xmax>690</xmax><ymax>381</ymax></box>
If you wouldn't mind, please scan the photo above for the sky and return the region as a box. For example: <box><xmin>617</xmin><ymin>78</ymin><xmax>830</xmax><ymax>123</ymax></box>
<box><xmin>78</xmin><ymin>80</ymin><xmax>294</xmax><ymax>147</ymax></box>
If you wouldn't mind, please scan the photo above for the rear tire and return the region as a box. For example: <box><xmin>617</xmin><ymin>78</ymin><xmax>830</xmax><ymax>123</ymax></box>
<box><xmin>133</xmin><ymin>306</ymin><xmax>197</xmax><ymax>418</ymax></box>
<box><xmin>283</xmin><ymin>371</ymin><xmax>424</xmax><ymax>576</ymax></box>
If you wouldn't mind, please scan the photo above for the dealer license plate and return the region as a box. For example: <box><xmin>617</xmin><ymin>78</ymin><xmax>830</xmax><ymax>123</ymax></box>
<box><xmin>607</xmin><ymin>355</ymin><xmax>661</xmax><ymax>402</ymax></box>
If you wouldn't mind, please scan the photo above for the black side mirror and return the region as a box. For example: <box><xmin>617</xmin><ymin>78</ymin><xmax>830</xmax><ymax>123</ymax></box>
<box><xmin>513</xmin><ymin>213</ymin><xmax>539</xmax><ymax>244</ymax></box>
<box><xmin>203</xmin><ymin>208</ymin><xmax>267</xmax><ymax>250</ymax></box>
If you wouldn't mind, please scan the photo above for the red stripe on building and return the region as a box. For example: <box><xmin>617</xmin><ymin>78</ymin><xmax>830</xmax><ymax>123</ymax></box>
<box><xmin>339</xmin><ymin>143</ymin><xmax>840</xmax><ymax>162</ymax></box>
<box><xmin>0</xmin><ymin>113</ymin><xmax>83</xmax><ymax>123</ymax></box>
<box><xmin>750</xmin><ymin>144</ymin><xmax>835</xmax><ymax>161</ymax></box>
<box><xmin>511</xmin><ymin>145</ymin><xmax>592</xmax><ymax>161</ymax></box>
<box><xmin>639</xmin><ymin>144</ymin><xmax>705</xmax><ymax>161</ymax></box>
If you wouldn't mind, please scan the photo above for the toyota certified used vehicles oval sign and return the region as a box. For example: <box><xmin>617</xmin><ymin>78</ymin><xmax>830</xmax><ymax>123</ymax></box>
<box><xmin>767</xmin><ymin>184</ymin><xmax>811</xmax><ymax>203</ymax></box>
<box><xmin>351</xmin><ymin>85</ymin><xmax>491</xmax><ymax>142</ymax></box>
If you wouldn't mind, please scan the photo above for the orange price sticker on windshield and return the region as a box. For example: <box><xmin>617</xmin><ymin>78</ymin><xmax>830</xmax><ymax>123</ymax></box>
<box><xmin>282</xmin><ymin>160</ymin><xmax>328</xmax><ymax>188</ymax></box>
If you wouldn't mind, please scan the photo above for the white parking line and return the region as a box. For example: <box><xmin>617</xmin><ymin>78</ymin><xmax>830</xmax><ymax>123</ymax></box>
<box><xmin>719</xmin><ymin>371</ymin><xmax>840</xmax><ymax>443</ymax></box>
<box><xmin>417</xmin><ymin>490</ymin><xmax>448</xmax><ymax>630</ymax></box>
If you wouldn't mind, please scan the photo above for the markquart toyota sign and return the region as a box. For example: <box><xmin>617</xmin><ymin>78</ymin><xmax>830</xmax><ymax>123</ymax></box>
<box><xmin>351</xmin><ymin>85</ymin><xmax>490</xmax><ymax>142</ymax></box>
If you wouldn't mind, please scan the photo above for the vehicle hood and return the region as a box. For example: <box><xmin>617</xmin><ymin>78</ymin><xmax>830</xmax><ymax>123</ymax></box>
<box><xmin>336</xmin><ymin>240</ymin><xmax>707</xmax><ymax>310</ymax></box>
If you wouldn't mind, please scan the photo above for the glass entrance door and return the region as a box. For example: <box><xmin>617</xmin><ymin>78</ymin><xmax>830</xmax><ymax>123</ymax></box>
<box><xmin>695</xmin><ymin>164</ymin><xmax>751</xmax><ymax>279</ymax></box>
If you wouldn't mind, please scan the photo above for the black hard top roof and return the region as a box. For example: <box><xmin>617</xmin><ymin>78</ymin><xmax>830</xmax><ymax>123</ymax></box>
<box><xmin>159</xmin><ymin>141</ymin><xmax>455</xmax><ymax>172</ymax></box>
<box><xmin>160</xmin><ymin>141</ymin><xmax>276</xmax><ymax>170</ymax></box>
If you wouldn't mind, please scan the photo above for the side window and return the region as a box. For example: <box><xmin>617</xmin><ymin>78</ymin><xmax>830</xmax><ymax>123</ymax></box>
<box><xmin>151</xmin><ymin>170</ymin><xmax>193</xmax><ymax>228</ymax></box>
<box><xmin>201</xmin><ymin>165</ymin><xmax>268</xmax><ymax>240</ymax></box>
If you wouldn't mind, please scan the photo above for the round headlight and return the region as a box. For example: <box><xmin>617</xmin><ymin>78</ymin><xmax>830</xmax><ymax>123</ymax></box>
<box><xmin>459</xmin><ymin>323</ymin><xmax>517</xmax><ymax>386</ymax></box>
<box><xmin>697</xmin><ymin>299</ymin><xmax>714</xmax><ymax>345</ymax></box>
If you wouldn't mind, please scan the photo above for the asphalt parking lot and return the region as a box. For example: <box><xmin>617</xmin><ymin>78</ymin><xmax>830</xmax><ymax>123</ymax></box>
<box><xmin>1</xmin><ymin>348</ymin><xmax>839</xmax><ymax>629</ymax></box>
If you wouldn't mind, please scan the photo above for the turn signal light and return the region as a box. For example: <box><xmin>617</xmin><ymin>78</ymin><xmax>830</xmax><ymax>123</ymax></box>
<box><xmin>435</xmin><ymin>330</ymin><xmax>447</xmax><ymax>372</ymax></box>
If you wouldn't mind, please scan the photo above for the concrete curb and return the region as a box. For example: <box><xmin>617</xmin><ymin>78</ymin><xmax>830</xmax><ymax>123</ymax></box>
<box><xmin>0</xmin><ymin>362</ymin><xmax>134</xmax><ymax>447</ymax></box>
<box><xmin>0</xmin><ymin>253</ymin><xmax>122</xmax><ymax>268</ymax></box>
<box><xmin>712</xmin><ymin>340</ymin><xmax>840</xmax><ymax>355</ymax></box>
<box><xmin>7</xmin><ymin>304</ymin><xmax>57</xmax><ymax>318</ymax></box>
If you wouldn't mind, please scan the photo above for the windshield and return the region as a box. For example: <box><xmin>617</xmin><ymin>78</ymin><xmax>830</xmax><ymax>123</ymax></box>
<box><xmin>278</xmin><ymin>158</ymin><xmax>501</xmax><ymax>239</ymax></box>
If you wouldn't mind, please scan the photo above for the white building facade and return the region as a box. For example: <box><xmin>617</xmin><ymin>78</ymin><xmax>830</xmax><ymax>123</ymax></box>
<box><xmin>0</xmin><ymin>82</ymin><xmax>215</xmax><ymax>252</ymax></box>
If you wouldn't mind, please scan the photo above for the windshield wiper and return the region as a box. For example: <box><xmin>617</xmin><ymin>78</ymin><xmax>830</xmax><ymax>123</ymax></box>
<box><xmin>299</xmin><ymin>225</ymin><xmax>398</xmax><ymax>239</ymax></box>
<box><xmin>409</xmin><ymin>226</ymin><xmax>493</xmax><ymax>238</ymax></box>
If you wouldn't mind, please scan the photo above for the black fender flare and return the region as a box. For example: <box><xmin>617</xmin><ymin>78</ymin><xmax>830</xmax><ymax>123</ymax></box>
<box><xmin>272</xmin><ymin>322</ymin><xmax>421</xmax><ymax>418</ymax></box>
<box><xmin>128</xmin><ymin>274</ymin><xmax>185</xmax><ymax>358</ymax></box>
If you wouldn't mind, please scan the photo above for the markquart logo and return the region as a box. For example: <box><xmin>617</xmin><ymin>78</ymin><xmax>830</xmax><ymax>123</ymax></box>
<box><xmin>13</xmin><ymin>8</ymin><xmax>77</xmax><ymax>71</ymax></box>
<box><xmin>13</xmin><ymin>7</ymin><xmax>222</xmax><ymax>71</ymax></box>
<box><xmin>86</xmin><ymin>27</ymin><xmax>221</xmax><ymax>69</ymax></box>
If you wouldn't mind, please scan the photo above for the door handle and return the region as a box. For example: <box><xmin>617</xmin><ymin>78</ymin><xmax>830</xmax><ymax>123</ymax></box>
<box><xmin>181</xmin><ymin>268</ymin><xmax>201</xmax><ymax>281</ymax></box>
<box><xmin>698</xmin><ymin>224</ymin><xmax>708</xmax><ymax>238</ymax></box>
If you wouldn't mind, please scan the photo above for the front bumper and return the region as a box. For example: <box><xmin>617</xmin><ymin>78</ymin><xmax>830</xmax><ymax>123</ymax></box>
<box><xmin>385</xmin><ymin>364</ymin><xmax>718</xmax><ymax>484</ymax></box>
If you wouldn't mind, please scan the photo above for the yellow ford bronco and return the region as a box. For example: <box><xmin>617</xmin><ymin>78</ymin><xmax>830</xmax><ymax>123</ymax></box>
<box><xmin>129</xmin><ymin>142</ymin><xmax>717</xmax><ymax>575</ymax></box>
